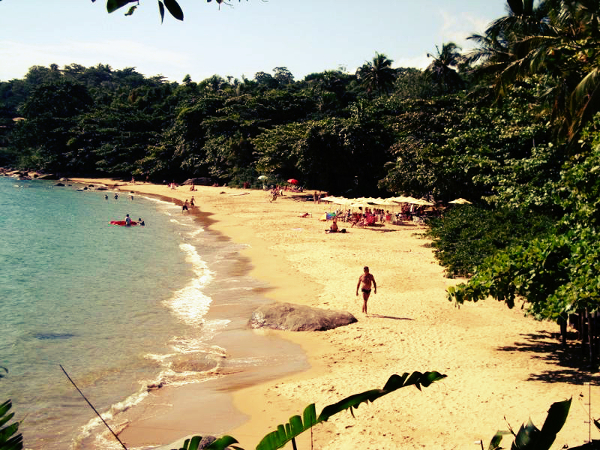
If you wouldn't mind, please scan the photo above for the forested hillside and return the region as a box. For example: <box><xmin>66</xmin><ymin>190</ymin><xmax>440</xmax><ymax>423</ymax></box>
<box><xmin>3</xmin><ymin>0</ymin><xmax>600</xmax><ymax>362</ymax></box>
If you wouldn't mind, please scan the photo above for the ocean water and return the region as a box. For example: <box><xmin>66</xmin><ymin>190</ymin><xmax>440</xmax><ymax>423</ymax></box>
<box><xmin>0</xmin><ymin>176</ymin><xmax>306</xmax><ymax>449</ymax></box>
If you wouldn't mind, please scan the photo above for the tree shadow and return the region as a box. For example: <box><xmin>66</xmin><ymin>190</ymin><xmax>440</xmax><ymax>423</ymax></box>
<box><xmin>497</xmin><ymin>331</ymin><xmax>600</xmax><ymax>384</ymax></box>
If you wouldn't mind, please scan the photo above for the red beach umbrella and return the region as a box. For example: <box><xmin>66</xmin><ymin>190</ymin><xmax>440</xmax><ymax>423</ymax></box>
<box><xmin>287</xmin><ymin>178</ymin><xmax>299</xmax><ymax>185</ymax></box>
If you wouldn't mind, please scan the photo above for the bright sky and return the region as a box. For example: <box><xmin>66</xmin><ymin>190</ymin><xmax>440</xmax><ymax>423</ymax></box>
<box><xmin>0</xmin><ymin>0</ymin><xmax>508</xmax><ymax>84</ymax></box>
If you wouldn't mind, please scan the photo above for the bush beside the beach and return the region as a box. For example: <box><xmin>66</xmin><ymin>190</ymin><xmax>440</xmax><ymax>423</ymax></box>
<box><xmin>426</xmin><ymin>205</ymin><xmax>554</xmax><ymax>278</ymax></box>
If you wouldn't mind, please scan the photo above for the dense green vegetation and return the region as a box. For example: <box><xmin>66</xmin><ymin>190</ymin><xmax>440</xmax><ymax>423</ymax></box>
<box><xmin>4</xmin><ymin>0</ymin><xmax>600</xmax><ymax>360</ymax></box>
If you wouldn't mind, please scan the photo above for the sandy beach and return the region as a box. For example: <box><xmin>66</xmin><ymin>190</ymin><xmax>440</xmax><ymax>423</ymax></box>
<box><xmin>68</xmin><ymin>178</ymin><xmax>600</xmax><ymax>449</ymax></box>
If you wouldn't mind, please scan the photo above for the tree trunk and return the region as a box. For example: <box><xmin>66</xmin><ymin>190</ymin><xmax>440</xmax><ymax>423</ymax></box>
<box><xmin>559</xmin><ymin>315</ymin><xmax>567</xmax><ymax>347</ymax></box>
<box><xmin>586</xmin><ymin>308</ymin><xmax>595</xmax><ymax>366</ymax></box>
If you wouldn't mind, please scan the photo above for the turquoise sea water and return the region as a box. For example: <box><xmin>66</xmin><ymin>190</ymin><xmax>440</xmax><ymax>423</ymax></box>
<box><xmin>0</xmin><ymin>176</ymin><xmax>306</xmax><ymax>449</ymax></box>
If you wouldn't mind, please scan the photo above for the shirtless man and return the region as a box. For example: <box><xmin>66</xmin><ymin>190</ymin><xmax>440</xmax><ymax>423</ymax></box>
<box><xmin>356</xmin><ymin>266</ymin><xmax>376</xmax><ymax>314</ymax></box>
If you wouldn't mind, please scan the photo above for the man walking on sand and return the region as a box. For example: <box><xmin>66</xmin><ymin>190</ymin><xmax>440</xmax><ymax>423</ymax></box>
<box><xmin>356</xmin><ymin>266</ymin><xmax>376</xmax><ymax>314</ymax></box>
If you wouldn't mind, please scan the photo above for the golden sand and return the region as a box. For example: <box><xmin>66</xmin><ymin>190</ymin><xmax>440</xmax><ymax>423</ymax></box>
<box><xmin>70</xmin><ymin>178</ymin><xmax>600</xmax><ymax>449</ymax></box>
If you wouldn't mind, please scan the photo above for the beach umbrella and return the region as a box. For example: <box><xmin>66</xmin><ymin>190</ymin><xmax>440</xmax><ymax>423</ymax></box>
<box><xmin>330</xmin><ymin>196</ymin><xmax>352</xmax><ymax>206</ymax></box>
<box><xmin>349</xmin><ymin>202</ymin><xmax>366</xmax><ymax>209</ymax></box>
<box><xmin>412</xmin><ymin>199</ymin><xmax>434</xmax><ymax>206</ymax></box>
<box><xmin>388</xmin><ymin>195</ymin><xmax>408</xmax><ymax>203</ymax></box>
<box><xmin>372</xmin><ymin>198</ymin><xmax>398</xmax><ymax>206</ymax></box>
<box><xmin>389</xmin><ymin>195</ymin><xmax>417</xmax><ymax>204</ymax></box>
<box><xmin>449</xmin><ymin>198</ymin><xmax>472</xmax><ymax>204</ymax></box>
<box><xmin>374</xmin><ymin>198</ymin><xmax>402</xmax><ymax>211</ymax></box>
<box><xmin>394</xmin><ymin>196</ymin><xmax>432</xmax><ymax>205</ymax></box>
<box><xmin>258</xmin><ymin>175</ymin><xmax>268</xmax><ymax>180</ymax></box>
<box><xmin>353</xmin><ymin>197</ymin><xmax>379</xmax><ymax>205</ymax></box>
<box><xmin>287</xmin><ymin>178</ymin><xmax>299</xmax><ymax>185</ymax></box>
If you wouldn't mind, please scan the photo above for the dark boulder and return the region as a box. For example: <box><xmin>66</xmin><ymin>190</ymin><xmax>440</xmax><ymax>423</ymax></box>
<box><xmin>183</xmin><ymin>177</ymin><xmax>212</xmax><ymax>186</ymax></box>
<box><xmin>250</xmin><ymin>302</ymin><xmax>357</xmax><ymax>331</ymax></box>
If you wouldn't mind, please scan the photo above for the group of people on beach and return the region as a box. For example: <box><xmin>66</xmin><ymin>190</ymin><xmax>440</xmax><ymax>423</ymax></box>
<box><xmin>182</xmin><ymin>196</ymin><xmax>195</xmax><ymax>213</ymax></box>
<box><xmin>104</xmin><ymin>192</ymin><xmax>135</xmax><ymax>201</ymax></box>
<box><xmin>124</xmin><ymin>214</ymin><xmax>145</xmax><ymax>226</ymax></box>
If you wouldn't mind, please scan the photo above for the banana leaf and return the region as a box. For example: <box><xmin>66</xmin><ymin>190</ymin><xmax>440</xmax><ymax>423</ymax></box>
<box><xmin>256</xmin><ymin>371</ymin><xmax>446</xmax><ymax>450</ymax></box>
<box><xmin>0</xmin><ymin>400</ymin><xmax>23</xmax><ymax>450</ymax></box>
<box><xmin>175</xmin><ymin>434</ymin><xmax>241</xmax><ymax>450</ymax></box>
<box><xmin>488</xmin><ymin>398</ymin><xmax>571</xmax><ymax>450</ymax></box>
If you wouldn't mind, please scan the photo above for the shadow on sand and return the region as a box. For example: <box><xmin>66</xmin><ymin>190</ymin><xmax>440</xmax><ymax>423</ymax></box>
<box><xmin>497</xmin><ymin>331</ymin><xmax>600</xmax><ymax>384</ymax></box>
<box><xmin>368</xmin><ymin>314</ymin><xmax>413</xmax><ymax>321</ymax></box>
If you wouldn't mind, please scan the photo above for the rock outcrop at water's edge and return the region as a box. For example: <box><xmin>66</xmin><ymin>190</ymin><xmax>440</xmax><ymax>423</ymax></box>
<box><xmin>249</xmin><ymin>302</ymin><xmax>357</xmax><ymax>331</ymax></box>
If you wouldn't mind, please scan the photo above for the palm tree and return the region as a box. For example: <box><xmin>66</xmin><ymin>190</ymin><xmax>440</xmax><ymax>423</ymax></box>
<box><xmin>356</xmin><ymin>53</ymin><xmax>397</xmax><ymax>96</ymax></box>
<box><xmin>467</xmin><ymin>0</ymin><xmax>600</xmax><ymax>142</ymax></box>
<box><xmin>465</xmin><ymin>0</ymin><xmax>551</xmax><ymax>96</ymax></box>
<box><xmin>425</xmin><ymin>42</ymin><xmax>465</xmax><ymax>94</ymax></box>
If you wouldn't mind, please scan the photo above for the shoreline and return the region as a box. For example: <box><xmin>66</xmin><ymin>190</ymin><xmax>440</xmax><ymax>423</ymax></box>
<box><xmin>67</xmin><ymin>178</ymin><xmax>321</xmax><ymax>449</ymax></box>
<box><xmin>67</xmin><ymin>177</ymin><xmax>600</xmax><ymax>449</ymax></box>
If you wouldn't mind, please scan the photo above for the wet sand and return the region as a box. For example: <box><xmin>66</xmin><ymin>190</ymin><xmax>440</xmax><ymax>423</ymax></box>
<box><xmin>70</xmin><ymin>178</ymin><xmax>600</xmax><ymax>450</ymax></box>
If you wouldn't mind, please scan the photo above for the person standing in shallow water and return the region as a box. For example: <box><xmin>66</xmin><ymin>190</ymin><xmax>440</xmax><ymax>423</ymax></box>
<box><xmin>356</xmin><ymin>266</ymin><xmax>376</xmax><ymax>314</ymax></box>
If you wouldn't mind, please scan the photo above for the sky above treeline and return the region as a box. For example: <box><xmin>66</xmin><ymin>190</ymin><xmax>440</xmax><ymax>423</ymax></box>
<box><xmin>1</xmin><ymin>0</ymin><xmax>509</xmax><ymax>84</ymax></box>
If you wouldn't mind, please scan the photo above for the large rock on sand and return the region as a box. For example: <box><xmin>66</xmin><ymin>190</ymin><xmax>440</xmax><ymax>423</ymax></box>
<box><xmin>183</xmin><ymin>177</ymin><xmax>212</xmax><ymax>186</ymax></box>
<box><xmin>250</xmin><ymin>302</ymin><xmax>357</xmax><ymax>331</ymax></box>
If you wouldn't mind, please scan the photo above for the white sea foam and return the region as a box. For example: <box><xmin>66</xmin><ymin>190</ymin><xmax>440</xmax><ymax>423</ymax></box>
<box><xmin>168</xmin><ymin>336</ymin><xmax>227</xmax><ymax>355</ymax></box>
<box><xmin>73</xmin><ymin>387</ymin><xmax>149</xmax><ymax>450</ymax></box>
<box><xmin>188</xmin><ymin>228</ymin><xmax>205</xmax><ymax>238</ymax></box>
<box><xmin>145</xmin><ymin>352</ymin><xmax>178</xmax><ymax>362</ymax></box>
<box><xmin>161</xmin><ymin>372</ymin><xmax>220</xmax><ymax>387</ymax></box>
<box><xmin>203</xmin><ymin>318</ymin><xmax>231</xmax><ymax>335</ymax></box>
<box><xmin>141</xmin><ymin>196</ymin><xmax>176</xmax><ymax>207</ymax></box>
<box><xmin>170</xmin><ymin>218</ymin><xmax>194</xmax><ymax>227</ymax></box>
<box><xmin>163</xmin><ymin>243</ymin><xmax>214</xmax><ymax>327</ymax></box>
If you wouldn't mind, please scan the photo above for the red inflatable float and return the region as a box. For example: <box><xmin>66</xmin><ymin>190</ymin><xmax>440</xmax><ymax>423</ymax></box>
<box><xmin>110</xmin><ymin>220</ymin><xmax>138</xmax><ymax>226</ymax></box>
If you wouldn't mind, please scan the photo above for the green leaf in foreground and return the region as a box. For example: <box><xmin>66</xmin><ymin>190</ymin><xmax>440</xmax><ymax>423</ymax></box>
<box><xmin>106</xmin><ymin>0</ymin><xmax>138</xmax><ymax>13</ymax></box>
<box><xmin>176</xmin><ymin>434</ymin><xmax>241</xmax><ymax>450</ymax></box>
<box><xmin>125</xmin><ymin>5</ymin><xmax>137</xmax><ymax>16</ymax></box>
<box><xmin>0</xmin><ymin>400</ymin><xmax>23</xmax><ymax>450</ymax></box>
<box><xmin>164</xmin><ymin>0</ymin><xmax>184</xmax><ymax>20</ymax></box>
<box><xmin>489</xmin><ymin>398</ymin><xmax>571</xmax><ymax>450</ymax></box>
<box><xmin>158</xmin><ymin>0</ymin><xmax>165</xmax><ymax>23</ymax></box>
<box><xmin>256</xmin><ymin>371</ymin><xmax>447</xmax><ymax>450</ymax></box>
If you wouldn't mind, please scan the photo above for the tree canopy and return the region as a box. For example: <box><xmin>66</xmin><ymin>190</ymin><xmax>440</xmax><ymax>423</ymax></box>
<box><xmin>5</xmin><ymin>0</ymin><xmax>600</xmax><ymax>363</ymax></box>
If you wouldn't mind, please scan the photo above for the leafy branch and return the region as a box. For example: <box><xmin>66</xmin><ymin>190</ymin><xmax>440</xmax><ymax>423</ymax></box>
<box><xmin>0</xmin><ymin>400</ymin><xmax>23</xmax><ymax>450</ymax></box>
<box><xmin>172</xmin><ymin>371</ymin><xmax>447</xmax><ymax>450</ymax></box>
<box><xmin>488</xmin><ymin>398</ymin><xmax>571</xmax><ymax>450</ymax></box>
<box><xmin>96</xmin><ymin>0</ymin><xmax>251</xmax><ymax>22</ymax></box>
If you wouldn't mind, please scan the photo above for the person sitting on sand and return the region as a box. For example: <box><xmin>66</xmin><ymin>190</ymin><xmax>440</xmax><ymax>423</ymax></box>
<box><xmin>326</xmin><ymin>218</ymin><xmax>346</xmax><ymax>233</ymax></box>
<box><xmin>138</xmin><ymin>218</ymin><xmax>145</xmax><ymax>226</ymax></box>
<box><xmin>299</xmin><ymin>212</ymin><xmax>311</xmax><ymax>218</ymax></box>
<box><xmin>330</xmin><ymin>218</ymin><xmax>339</xmax><ymax>232</ymax></box>
<box><xmin>356</xmin><ymin>266</ymin><xmax>376</xmax><ymax>314</ymax></box>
